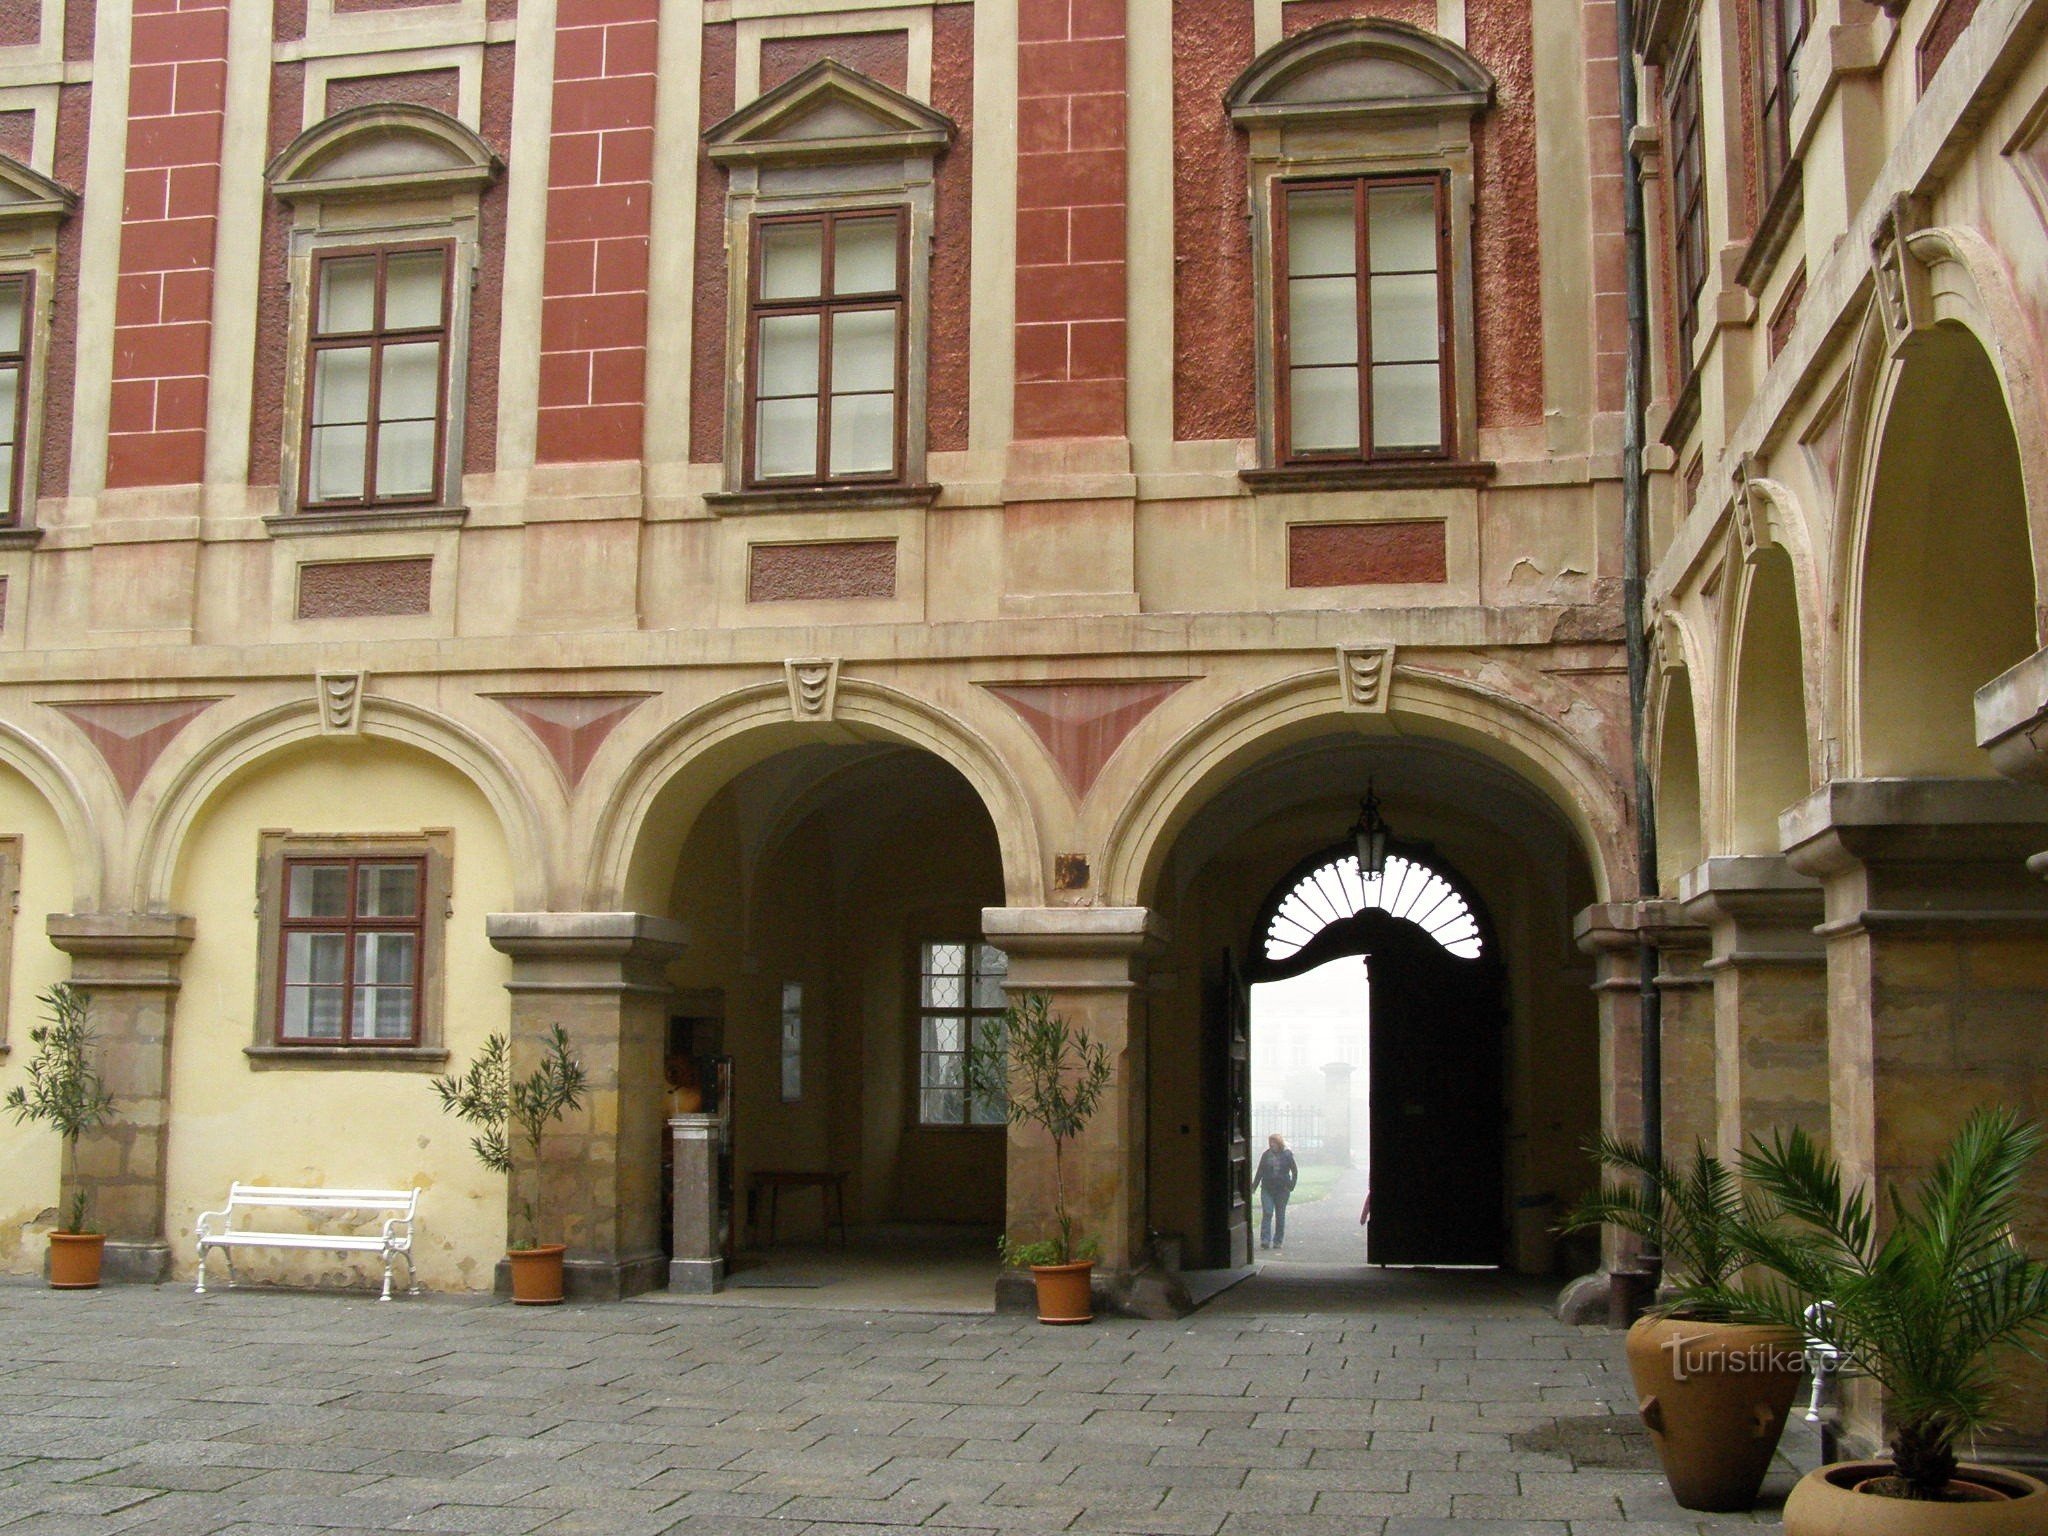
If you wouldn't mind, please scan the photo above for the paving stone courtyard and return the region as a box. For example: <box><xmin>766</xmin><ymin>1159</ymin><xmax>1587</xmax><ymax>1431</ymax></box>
<box><xmin>0</xmin><ymin>1271</ymin><xmax>1811</xmax><ymax>1535</ymax></box>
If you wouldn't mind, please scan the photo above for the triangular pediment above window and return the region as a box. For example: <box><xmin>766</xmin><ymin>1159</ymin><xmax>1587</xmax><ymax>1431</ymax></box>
<box><xmin>0</xmin><ymin>153</ymin><xmax>75</xmax><ymax>226</ymax></box>
<box><xmin>706</xmin><ymin>59</ymin><xmax>955</xmax><ymax>168</ymax></box>
<box><xmin>1227</xmin><ymin>19</ymin><xmax>1495</xmax><ymax>127</ymax></box>
<box><xmin>266</xmin><ymin>104</ymin><xmax>502</xmax><ymax>203</ymax></box>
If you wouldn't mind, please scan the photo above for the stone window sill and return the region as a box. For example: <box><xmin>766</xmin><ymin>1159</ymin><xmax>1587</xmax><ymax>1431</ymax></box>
<box><xmin>265</xmin><ymin>506</ymin><xmax>470</xmax><ymax>537</ymax></box>
<box><xmin>0</xmin><ymin>527</ymin><xmax>45</xmax><ymax>550</ymax></box>
<box><xmin>245</xmin><ymin>1044</ymin><xmax>449</xmax><ymax>1071</ymax></box>
<box><xmin>1241</xmin><ymin>461</ymin><xmax>1496</xmax><ymax>493</ymax></box>
<box><xmin>1736</xmin><ymin>167</ymin><xmax>1803</xmax><ymax>296</ymax></box>
<box><xmin>704</xmin><ymin>482</ymin><xmax>943</xmax><ymax>516</ymax></box>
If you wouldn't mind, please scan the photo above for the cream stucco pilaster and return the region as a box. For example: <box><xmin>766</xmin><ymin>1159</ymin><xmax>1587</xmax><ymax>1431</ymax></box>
<box><xmin>982</xmin><ymin>906</ymin><xmax>1165</xmax><ymax>1295</ymax></box>
<box><xmin>485</xmin><ymin>912</ymin><xmax>685</xmax><ymax>1301</ymax></box>
<box><xmin>44</xmin><ymin>913</ymin><xmax>195</xmax><ymax>1284</ymax></box>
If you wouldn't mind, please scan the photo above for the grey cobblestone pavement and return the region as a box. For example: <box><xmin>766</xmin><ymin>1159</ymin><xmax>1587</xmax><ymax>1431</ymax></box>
<box><xmin>0</xmin><ymin>1273</ymin><xmax>1807</xmax><ymax>1535</ymax></box>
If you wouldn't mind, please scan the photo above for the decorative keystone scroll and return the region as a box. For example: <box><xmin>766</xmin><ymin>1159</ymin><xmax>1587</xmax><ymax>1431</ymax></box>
<box><xmin>1871</xmin><ymin>194</ymin><xmax>1932</xmax><ymax>356</ymax></box>
<box><xmin>1731</xmin><ymin>453</ymin><xmax>1769</xmax><ymax>564</ymax></box>
<box><xmin>1337</xmin><ymin>645</ymin><xmax>1396</xmax><ymax>712</ymax></box>
<box><xmin>318</xmin><ymin>672</ymin><xmax>364</xmax><ymax>735</ymax></box>
<box><xmin>785</xmin><ymin>658</ymin><xmax>841</xmax><ymax>721</ymax></box>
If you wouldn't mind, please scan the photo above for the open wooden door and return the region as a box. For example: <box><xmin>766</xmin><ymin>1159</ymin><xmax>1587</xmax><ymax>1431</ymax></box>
<box><xmin>1201</xmin><ymin>949</ymin><xmax>1253</xmax><ymax>1267</ymax></box>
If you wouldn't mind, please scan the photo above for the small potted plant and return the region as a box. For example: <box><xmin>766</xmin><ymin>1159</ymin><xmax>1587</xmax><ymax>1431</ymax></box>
<box><xmin>3</xmin><ymin>983</ymin><xmax>118</xmax><ymax>1289</ymax></box>
<box><xmin>433</xmin><ymin>1026</ymin><xmax>587</xmax><ymax>1305</ymax></box>
<box><xmin>1560</xmin><ymin>1137</ymin><xmax>1804</xmax><ymax>1512</ymax></box>
<box><xmin>1705</xmin><ymin>1108</ymin><xmax>2048</xmax><ymax>1534</ymax></box>
<box><xmin>969</xmin><ymin>992</ymin><xmax>1112</xmax><ymax>1324</ymax></box>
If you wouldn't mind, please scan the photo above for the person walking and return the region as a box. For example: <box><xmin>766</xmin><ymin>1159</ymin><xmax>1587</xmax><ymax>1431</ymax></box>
<box><xmin>1251</xmin><ymin>1133</ymin><xmax>1299</xmax><ymax>1253</ymax></box>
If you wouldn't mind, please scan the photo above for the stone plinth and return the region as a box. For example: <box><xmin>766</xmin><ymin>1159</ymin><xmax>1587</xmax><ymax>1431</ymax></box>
<box><xmin>668</xmin><ymin>1113</ymin><xmax>724</xmax><ymax>1293</ymax></box>
<box><xmin>1679</xmin><ymin>855</ymin><xmax>1829</xmax><ymax>1159</ymax></box>
<box><xmin>485</xmin><ymin>912</ymin><xmax>686</xmax><ymax>1301</ymax></box>
<box><xmin>1575</xmin><ymin>898</ymin><xmax>1713</xmax><ymax>1177</ymax></box>
<box><xmin>45</xmin><ymin>913</ymin><xmax>195</xmax><ymax>1284</ymax></box>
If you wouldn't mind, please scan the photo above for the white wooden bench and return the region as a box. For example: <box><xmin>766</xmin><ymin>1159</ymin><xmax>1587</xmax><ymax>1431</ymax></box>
<box><xmin>194</xmin><ymin>1185</ymin><xmax>420</xmax><ymax>1301</ymax></box>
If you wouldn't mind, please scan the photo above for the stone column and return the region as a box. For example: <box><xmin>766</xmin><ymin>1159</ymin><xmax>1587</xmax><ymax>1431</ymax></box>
<box><xmin>668</xmin><ymin>1113</ymin><xmax>723</xmax><ymax>1294</ymax></box>
<box><xmin>981</xmin><ymin>907</ymin><xmax>1165</xmax><ymax>1300</ymax></box>
<box><xmin>1679</xmin><ymin>855</ymin><xmax>1829</xmax><ymax>1160</ymax></box>
<box><xmin>45</xmin><ymin>913</ymin><xmax>195</xmax><ymax>1283</ymax></box>
<box><xmin>485</xmin><ymin>913</ymin><xmax>686</xmax><ymax>1301</ymax></box>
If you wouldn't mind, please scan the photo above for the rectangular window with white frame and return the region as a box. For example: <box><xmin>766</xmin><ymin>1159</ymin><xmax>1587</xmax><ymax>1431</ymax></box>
<box><xmin>916</xmin><ymin>941</ymin><xmax>1008</xmax><ymax>1126</ymax></box>
<box><xmin>0</xmin><ymin>274</ymin><xmax>30</xmax><ymax>526</ymax></box>
<box><xmin>746</xmin><ymin>207</ymin><xmax>907</xmax><ymax>487</ymax></box>
<box><xmin>1276</xmin><ymin>174</ymin><xmax>1450</xmax><ymax>464</ymax></box>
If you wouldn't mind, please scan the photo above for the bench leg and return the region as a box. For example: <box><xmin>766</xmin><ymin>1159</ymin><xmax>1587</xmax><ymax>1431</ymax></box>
<box><xmin>194</xmin><ymin>1242</ymin><xmax>208</xmax><ymax>1296</ymax></box>
<box><xmin>380</xmin><ymin>1253</ymin><xmax>395</xmax><ymax>1302</ymax></box>
<box><xmin>224</xmin><ymin>1250</ymin><xmax>239</xmax><ymax>1289</ymax></box>
<box><xmin>401</xmin><ymin>1249</ymin><xmax>420</xmax><ymax>1296</ymax></box>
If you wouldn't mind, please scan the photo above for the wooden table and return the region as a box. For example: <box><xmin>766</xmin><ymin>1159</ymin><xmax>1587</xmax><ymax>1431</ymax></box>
<box><xmin>745</xmin><ymin>1169</ymin><xmax>850</xmax><ymax>1248</ymax></box>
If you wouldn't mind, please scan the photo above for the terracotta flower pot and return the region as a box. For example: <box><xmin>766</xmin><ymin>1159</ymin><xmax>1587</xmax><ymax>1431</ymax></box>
<box><xmin>47</xmin><ymin>1231</ymin><xmax>104</xmax><ymax>1289</ymax></box>
<box><xmin>508</xmin><ymin>1243</ymin><xmax>567</xmax><ymax>1305</ymax></box>
<box><xmin>1624</xmin><ymin>1314</ymin><xmax>1804</xmax><ymax>1512</ymax></box>
<box><xmin>1784</xmin><ymin>1461</ymin><xmax>2048</xmax><ymax>1536</ymax></box>
<box><xmin>1029</xmin><ymin>1260</ymin><xmax>1094</xmax><ymax>1324</ymax></box>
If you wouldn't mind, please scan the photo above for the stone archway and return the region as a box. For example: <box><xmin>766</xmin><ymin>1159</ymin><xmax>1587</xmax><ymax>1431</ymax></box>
<box><xmin>1728</xmin><ymin>547</ymin><xmax>1813</xmax><ymax>851</ymax></box>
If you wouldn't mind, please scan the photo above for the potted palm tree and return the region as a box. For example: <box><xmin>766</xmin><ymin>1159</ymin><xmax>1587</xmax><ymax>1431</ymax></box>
<box><xmin>969</xmin><ymin>992</ymin><xmax>1113</xmax><ymax>1324</ymax></box>
<box><xmin>3</xmin><ymin>983</ymin><xmax>118</xmax><ymax>1288</ymax></box>
<box><xmin>432</xmin><ymin>1026</ymin><xmax>588</xmax><ymax>1304</ymax></box>
<box><xmin>1560</xmin><ymin>1137</ymin><xmax>1805</xmax><ymax>1512</ymax></box>
<box><xmin>1704</xmin><ymin>1108</ymin><xmax>2048</xmax><ymax>1534</ymax></box>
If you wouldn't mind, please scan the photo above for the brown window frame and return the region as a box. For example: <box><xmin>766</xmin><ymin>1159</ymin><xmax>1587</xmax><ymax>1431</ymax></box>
<box><xmin>0</xmin><ymin>272</ymin><xmax>32</xmax><ymax>527</ymax></box>
<box><xmin>275</xmin><ymin>854</ymin><xmax>428</xmax><ymax>1048</ymax></box>
<box><xmin>298</xmin><ymin>241</ymin><xmax>455</xmax><ymax>514</ymax></box>
<box><xmin>743</xmin><ymin>206</ymin><xmax>910</xmax><ymax>490</ymax></box>
<box><xmin>1757</xmin><ymin>0</ymin><xmax>1809</xmax><ymax>202</ymax></box>
<box><xmin>1666</xmin><ymin>46</ymin><xmax>1709</xmax><ymax>377</ymax></box>
<box><xmin>1273</xmin><ymin>172</ymin><xmax>1454</xmax><ymax>467</ymax></box>
<box><xmin>912</xmin><ymin>939</ymin><xmax>1009</xmax><ymax>1130</ymax></box>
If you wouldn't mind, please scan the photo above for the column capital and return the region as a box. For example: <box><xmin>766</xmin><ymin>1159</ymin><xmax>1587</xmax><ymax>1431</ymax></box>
<box><xmin>1572</xmin><ymin>898</ymin><xmax>1703</xmax><ymax>955</ymax></box>
<box><xmin>1677</xmin><ymin>855</ymin><xmax>1824</xmax><ymax>965</ymax></box>
<box><xmin>486</xmin><ymin>912</ymin><xmax>685</xmax><ymax>992</ymax></box>
<box><xmin>1975</xmin><ymin>645</ymin><xmax>2048</xmax><ymax>784</ymax></box>
<box><xmin>47</xmin><ymin>912</ymin><xmax>195</xmax><ymax>960</ymax></box>
<box><xmin>981</xmin><ymin>906</ymin><xmax>1167</xmax><ymax>956</ymax></box>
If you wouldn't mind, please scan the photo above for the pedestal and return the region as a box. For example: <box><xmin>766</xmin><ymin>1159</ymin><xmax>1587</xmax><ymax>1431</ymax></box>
<box><xmin>668</xmin><ymin>1113</ymin><xmax>724</xmax><ymax>1293</ymax></box>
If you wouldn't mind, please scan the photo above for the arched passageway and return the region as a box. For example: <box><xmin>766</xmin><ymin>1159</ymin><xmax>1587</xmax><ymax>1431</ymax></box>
<box><xmin>1730</xmin><ymin>548</ymin><xmax>1811</xmax><ymax>852</ymax></box>
<box><xmin>1655</xmin><ymin>671</ymin><xmax>1703</xmax><ymax>889</ymax></box>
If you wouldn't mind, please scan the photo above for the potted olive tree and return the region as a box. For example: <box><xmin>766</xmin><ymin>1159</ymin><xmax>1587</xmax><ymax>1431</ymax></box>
<box><xmin>433</xmin><ymin>1026</ymin><xmax>588</xmax><ymax>1304</ymax></box>
<box><xmin>1705</xmin><ymin>1109</ymin><xmax>2048</xmax><ymax>1534</ymax></box>
<box><xmin>1560</xmin><ymin>1137</ymin><xmax>1805</xmax><ymax>1512</ymax></box>
<box><xmin>969</xmin><ymin>992</ymin><xmax>1112</xmax><ymax>1324</ymax></box>
<box><xmin>3</xmin><ymin>983</ymin><xmax>118</xmax><ymax>1289</ymax></box>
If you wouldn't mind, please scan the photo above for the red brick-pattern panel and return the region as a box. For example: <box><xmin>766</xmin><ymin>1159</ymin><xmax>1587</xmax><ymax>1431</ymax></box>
<box><xmin>928</xmin><ymin>6</ymin><xmax>974</xmax><ymax>454</ymax></box>
<box><xmin>1768</xmin><ymin>266</ymin><xmax>1804</xmax><ymax>361</ymax></box>
<box><xmin>688</xmin><ymin>23</ymin><xmax>735</xmax><ymax>465</ymax></box>
<box><xmin>245</xmin><ymin>60</ymin><xmax>303</xmax><ymax>488</ymax></box>
<box><xmin>297</xmin><ymin>557</ymin><xmax>433</xmax><ymax>619</ymax></box>
<box><xmin>1015</xmin><ymin>0</ymin><xmax>1126</xmax><ymax>440</ymax></box>
<box><xmin>1171</xmin><ymin>0</ymin><xmax>1253</xmax><ymax>443</ymax></box>
<box><xmin>324</xmin><ymin>68</ymin><xmax>461</xmax><ymax>118</ymax></box>
<box><xmin>334</xmin><ymin>0</ymin><xmax>459</xmax><ymax>10</ymax></box>
<box><xmin>1288</xmin><ymin>521</ymin><xmax>1447</xmax><ymax>587</ymax></box>
<box><xmin>0</xmin><ymin>0</ymin><xmax>39</xmax><ymax>49</ymax></box>
<box><xmin>1918</xmin><ymin>0</ymin><xmax>1981</xmax><ymax>91</ymax></box>
<box><xmin>535</xmin><ymin>0</ymin><xmax>658</xmax><ymax>464</ymax></box>
<box><xmin>1284</xmin><ymin>0</ymin><xmax>1434</xmax><ymax>33</ymax></box>
<box><xmin>467</xmin><ymin>41</ymin><xmax>512</xmax><ymax>477</ymax></box>
<box><xmin>0</xmin><ymin>110</ymin><xmax>33</xmax><ymax>162</ymax></box>
<box><xmin>1583</xmin><ymin>0</ymin><xmax>1628</xmax><ymax>416</ymax></box>
<box><xmin>38</xmin><ymin>81</ymin><xmax>90</xmax><ymax>499</ymax></box>
<box><xmin>747</xmin><ymin>539</ymin><xmax>897</xmax><ymax>602</ymax></box>
<box><xmin>105</xmin><ymin>0</ymin><xmax>229</xmax><ymax>490</ymax></box>
<box><xmin>760</xmin><ymin>30</ymin><xmax>908</xmax><ymax>93</ymax></box>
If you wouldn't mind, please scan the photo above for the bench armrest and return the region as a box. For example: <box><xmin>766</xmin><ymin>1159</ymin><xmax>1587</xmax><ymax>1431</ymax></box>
<box><xmin>379</xmin><ymin>1216</ymin><xmax>413</xmax><ymax>1246</ymax></box>
<box><xmin>195</xmin><ymin>1208</ymin><xmax>231</xmax><ymax>1239</ymax></box>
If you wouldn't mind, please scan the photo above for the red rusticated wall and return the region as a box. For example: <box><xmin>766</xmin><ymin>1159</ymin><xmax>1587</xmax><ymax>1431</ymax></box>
<box><xmin>926</xmin><ymin>6</ymin><xmax>974</xmax><ymax>455</ymax></box>
<box><xmin>1014</xmin><ymin>0</ymin><xmax>1126</xmax><ymax>441</ymax></box>
<box><xmin>534</xmin><ymin>0</ymin><xmax>658</xmax><ymax>464</ymax></box>
<box><xmin>1584</xmin><ymin>0</ymin><xmax>1628</xmax><ymax>416</ymax></box>
<box><xmin>105</xmin><ymin>0</ymin><xmax>230</xmax><ymax>489</ymax></box>
<box><xmin>686</xmin><ymin>21</ymin><xmax>734</xmax><ymax>465</ymax></box>
<box><xmin>1172</xmin><ymin>0</ymin><xmax>1547</xmax><ymax>443</ymax></box>
<box><xmin>39</xmin><ymin>0</ymin><xmax>96</xmax><ymax>500</ymax></box>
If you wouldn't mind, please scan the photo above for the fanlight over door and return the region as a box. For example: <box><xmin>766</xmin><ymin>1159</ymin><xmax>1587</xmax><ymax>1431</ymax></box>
<box><xmin>1262</xmin><ymin>850</ymin><xmax>1483</xmax><ymax>965</ymax></box>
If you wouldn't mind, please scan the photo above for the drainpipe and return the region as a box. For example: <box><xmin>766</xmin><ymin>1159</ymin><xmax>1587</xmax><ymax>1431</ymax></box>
<box><xmin>1613</xmin><ymin>0</ymin><xmax>1664</xmax><ymax>1278</ymax></box>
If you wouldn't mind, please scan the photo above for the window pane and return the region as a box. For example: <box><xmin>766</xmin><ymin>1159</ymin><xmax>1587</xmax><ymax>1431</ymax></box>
<box><xmin>1367</xmin><ymin>185</ymin><xmax>1439</xmax><ymax>272</ymax></box>
<box><xmin>1286</xmin><ymin>188</ymin><xmax>1356</xmax><ymax>277</ymax></box>
<box><xmin>308</xmin><ymin>425</ymin><xmax>367</xmax><ymax>501</ymax></box>
<box><xmin>828</xmin><ymin>393</ymin><xmax>895</xmax><ymax>476</ymax></box>
<box><xmin>1287</xmin><ymin>276</ymin><xmax>1359</xmax><ymax>367</ymax></box>
<box><xmin>317</xmin><ymin>257</ymin><xmax>378</xmax><ymax>334</ymax></box>
<box><xmin>376</xmin><ymin>419</ymin><xmax>437</xmax><ymax>499</ymax></box>
<box><xmin>284</xmin><ymin>985</ymin><xmax>346</xmax><ymax>1040</ymax></box>
<box><xmin>353</xmin><ymin>982</ymin><xmax>414</xmax><ymax>1041</ymax></box>
<box><xmin>288</xmin><ymin>863</ymin><xmax>350</xmax><ymax>918</ymax></box>
<box><xmin>759</xmin><ymin>222</ymin><xmax>825</xmax><ymax>301</ymax></box>
<box><xmin>926</xmin><ymin>943</ymin><xmax>966</xmax><ymax>976</ymax></box>
<box><xmin>1289</xmin><ymin>366</ymin><xmax>1361</xmax><ymax>453</ymax></box>
<box><xmin>357</xmin><ymin>863</ymin><xmax>420</xmax><ymax>918</ymax></box>
<box><xmin>757</xmin><ymin>314</ymin><xmax>821</xmax><ymax>396</ymax></box>
<box><xmin>830</xmin><ymin>310</ymin><xmax>896</xmax><ymax>393</ymax></box>
<box><xmin>971</xmin><ymin>949</ymin><xmax>1008</xmax><ymax>1010</ymax></box>
<box><xmin>0</xmin><ymin>282</ymin><xmax>24</xmax><ymax>352</ymax></box>
<box><xmin>357</xmin><ymin>931</ymin><xmax>417</xmax><ymax>986</ymax></box>
<box><xmin>0</xmin><ymin>446</ymin><xmax>14</xmax><ymax>515</ymax></box>
<box><xmin>1369</xmin><ymin>272</ymin><xmax>1441</xmax><ymax>364</ymax></box>
<box><xmin>1372</xmin><ymin>362</ymin><xmax>1444</xmax><ymax>451</ymax></box>
<box><xmin>286</xmin><ymin>930</ymin><xmax>347</xmax><ymax>985</ymax></box>
<box><xmin>923</xmin><ymin>1050</ymin><xmax>964</xmax><ymax>1089</ymax></box>
<box><xmin>379</xmin><ymin>342</ymin><xmax>441</xmax><ymax>421</ymax></box>
<box><xmin>755</xmin><ymin>397</ymin><xmax>818</xmax><ymax>479</ymax></box>
<box><xmin>921</xmin><ymin>1016</ymin><xmax>964</xmax><ymax>1055</ymax></box>
<box><xmin>311</xmin><ymin>348</ymin><xmax>372</xmax><ymax>427</ymax></box>
<box><xmin>921</xmin><ymin>1088</ymin><xmax>963</xmax><ymax>1124</ymax></box>
<box><xmin>833</xmin><ymin>218</ymin><xmax>899</xmax><ymax>295</ymax></box>
<box><xmin>923</xmin><ymin>972</ymin><xmax>965</xmax><ymax>1009</ymax></box>
<box><xmin>383</xmin><ymin>250</ymin><xmax>446</xmax><ymax>328</ymax></box>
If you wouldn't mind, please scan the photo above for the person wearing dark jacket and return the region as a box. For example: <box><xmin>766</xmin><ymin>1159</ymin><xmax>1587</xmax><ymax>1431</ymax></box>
<box><xmin>1251</xmin><ymin>1134</ymin><xmax>1299</xmax><ymax>1252</ymax></box>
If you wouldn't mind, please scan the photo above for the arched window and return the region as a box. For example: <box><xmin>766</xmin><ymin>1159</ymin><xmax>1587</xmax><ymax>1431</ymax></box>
<box><xmin>1262</xmin><ymin>849</ymin><xmax>1482</xmax><ymax>962</ymax></box>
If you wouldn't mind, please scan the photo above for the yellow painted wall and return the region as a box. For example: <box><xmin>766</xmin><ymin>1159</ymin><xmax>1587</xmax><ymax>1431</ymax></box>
<box><xmin>166</xmin><ymin>739</ymin><xmax>515</xmax><ymax>1292</ymax></box>
<box><xmin>0</xmin><ymin>766</ymin><xmax>79</xmax><ymax>1277</ymax></box>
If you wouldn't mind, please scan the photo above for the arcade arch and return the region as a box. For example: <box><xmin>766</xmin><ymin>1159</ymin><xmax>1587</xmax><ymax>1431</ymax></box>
<box><xmin>1728</xmin><ymin>547</ymin><xmax>1813</xmax><ymax>852</ymax></box>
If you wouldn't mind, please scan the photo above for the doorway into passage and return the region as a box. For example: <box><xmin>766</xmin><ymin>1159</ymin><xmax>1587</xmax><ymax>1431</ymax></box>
<box><xmin>1249</xmin><ymin>956</ymin><xmax>1369</xmax><ymax>1263</ymax></box>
